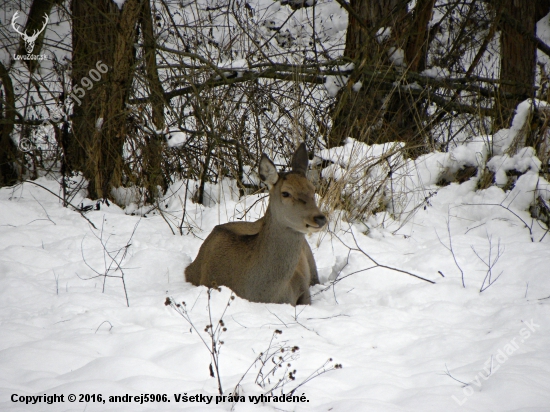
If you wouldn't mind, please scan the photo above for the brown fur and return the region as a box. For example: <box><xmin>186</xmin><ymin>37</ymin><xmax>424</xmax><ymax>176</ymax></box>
<box><xmin>185</xmin><ymin>144</ymin><xmax>326</xmax><ymax>305</ymax></box>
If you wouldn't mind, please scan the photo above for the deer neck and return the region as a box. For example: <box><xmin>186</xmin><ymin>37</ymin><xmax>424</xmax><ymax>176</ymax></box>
<box><xmin>254</xmin><ymin>206</ymin><xmax>304</xmax><ymax>279</ymax></box>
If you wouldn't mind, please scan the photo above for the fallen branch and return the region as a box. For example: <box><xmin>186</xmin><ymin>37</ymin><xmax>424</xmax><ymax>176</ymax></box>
<box><xmin>315</xmin><ymin>226</ymin><xmax>434</xmax><ymax>301</ymax></box>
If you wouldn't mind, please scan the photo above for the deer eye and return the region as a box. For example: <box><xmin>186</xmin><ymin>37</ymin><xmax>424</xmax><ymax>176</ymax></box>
<box><xmin>281</xmin><ymin>191</ymin><xmax>290</xmax><ymax>198</ymax></box>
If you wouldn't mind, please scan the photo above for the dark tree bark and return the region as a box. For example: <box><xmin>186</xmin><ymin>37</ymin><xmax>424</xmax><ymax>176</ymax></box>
<box><xmin>100</xmin><ymin>0</ymin><xmax>141</xmax><ymax>199</ymax></box>
<box><xmin>496</xmin><ymin>1</ymin><xmax>538</xmax><ymax>129</ymax></box>
<box><xmin>496</xmin><ymin>1</ymin><xmax>550</xmax><ymax>128</ymax></box>
<box><xmin>140</xmin><ymin>0</ymin><xmax>168</xmax><ymax>202</ymax></box>
<box><xmin>141</xmin><ymin>0</ymin><xmax>165</xmax><ymax>131</ymax></box>
<box><xmin>0</xmin><ymin>62</ymin><xmax>19</xmax><ymax>187</ymax></box>
<box><xmin>405</xmin><ymin>0</ymin><xmax>435</xmax><ymax>73</ymax></box>
<box><xmin>329</xmin><ymin>0</ymin><xmax>435</xmax><ymax>158</ymax></box>
<box><xmin>71</xmin><ymin>0</ymin><xmax>141</xmax><ymax>200</ymax></box>
<box><xmin>330</xmin><ymin>0</ymin><xmax>405</xmax><ymax>147</ymax></box>
<box><xmin>71</xmin><ymin>0</ymin><xmax>118</xmax><ymax>197</ymax></box>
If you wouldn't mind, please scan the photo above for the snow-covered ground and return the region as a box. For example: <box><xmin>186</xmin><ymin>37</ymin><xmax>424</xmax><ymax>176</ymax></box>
<box><xmin>1</xmin><ymin>160</ymin><xmax>549</xmax><ymax>411</ymax></box>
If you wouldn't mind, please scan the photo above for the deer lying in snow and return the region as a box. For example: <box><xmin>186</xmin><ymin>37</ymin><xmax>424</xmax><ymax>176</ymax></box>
<box><xmin>185</xmin><ymin>143</ymin><xmax>326</xmax><ymax>305</ymax></box>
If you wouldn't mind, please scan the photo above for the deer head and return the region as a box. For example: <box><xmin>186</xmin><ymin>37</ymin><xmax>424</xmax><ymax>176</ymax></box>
<box><xmin>259</xmin><ymin>143</ymin><xmax>327</xmax><ymax>234</ymax></box>
<box><xmin>11</xmin><ymin>11</ymin><xmax>49</xmax><ymax>54</ymax></box>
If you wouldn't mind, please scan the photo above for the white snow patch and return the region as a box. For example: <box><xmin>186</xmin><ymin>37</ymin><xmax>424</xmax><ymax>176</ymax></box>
<box><xmin>488</xmin><ymin>147</ymin><xmax>542</xmax><ymax>186</ymax></box>
<box><xmin>421</xmin><ymin>66</ymin><xmax>451</xmax><ymax>79</ymax></box>
<box><xmin>494</xmin><ymin>99</ymin><xmax>550</xmax><ymax>154</ymax></box>
<box><xmin>324</xmin><ymin>74</ymin><xmax>348</xmax><ymax>97</ymax></box>
<box><xmin>376</xmin><ymin>27</ymin><xmax>391</xmax><ymax>43</ymax></box>
<box><xmin>165</xmin><ymin>130</ymin><xmax>188</xmax><ymax>148</ymax></box>
<box><xmin>388</xmin><ymin>47</ymin><xmax>405</xmax><ymax>66</ymax></box>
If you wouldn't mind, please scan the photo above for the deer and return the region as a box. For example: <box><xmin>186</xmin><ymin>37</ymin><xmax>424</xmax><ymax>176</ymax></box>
<box><xmin>11</xmin><ymin>12</ymin><xmax>49</xmax><ymax>55</ymax></box>
<box><xmin>185</xmin><ymin>143</ymin><xmax>327</xmax><ymax>306</ymax></box>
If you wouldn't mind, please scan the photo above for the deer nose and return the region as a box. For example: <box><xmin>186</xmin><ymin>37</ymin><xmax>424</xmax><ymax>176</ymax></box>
<box><xmin>314</xmin><ymin>215</ymin><xmax>327</xmax><ymax>228</ymax></box>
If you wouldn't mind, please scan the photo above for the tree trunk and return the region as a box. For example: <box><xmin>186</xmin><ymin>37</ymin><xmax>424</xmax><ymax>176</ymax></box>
<box><xmin>71</xmin><ymin>0</ymin><xmax>141</xmax><ymax>200</ymax></box>
<box><xmin>405</xmin><ymin>0</ymin><xmax>435</xmax><ymax>73</ymax></box>
<box><xmin>0</xmin><ymin>62</ymin><xmax>19</xmax><ymax>187</ymax></box>
<box><xmin>140</xmin><ymin>0</ymin><xmax>167</xmax><ymax>202</ymax></box>
<box><xmin>496</xmin><ymin>0</ymin><xmax>538</xmax><ymax>129</ymax></box>
<box><xmin>141</xmin><ymin>0</ymin><xmax>165</xmax><ymax>131</ymax></box>
<box><xmin>329</xmin><ymin>0</ymin><xmax>435</xmax><ymax>158</ymax></box>
<box><xmin>329</xmin><ymin>0</ymin><xmax>404</xmax><ymax>148</ymax></box>
<box><xmin>99</xmin><ymin>0</ymin><xmax>141</xmax><ymax>199</ymax></box>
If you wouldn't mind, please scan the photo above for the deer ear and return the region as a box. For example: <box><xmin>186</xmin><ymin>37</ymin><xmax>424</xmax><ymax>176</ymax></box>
<box><xmin>291</xmin><ymin>143</ymin><xmax>308</xmax><ymax>175</ymax></box>
<box><xmin>259</xmin><ymin>153</ymin><xmax>279</xmax><ymax>189</ymax></box>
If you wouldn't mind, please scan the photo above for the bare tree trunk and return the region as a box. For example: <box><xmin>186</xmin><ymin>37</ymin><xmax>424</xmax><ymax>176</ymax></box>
<box><xmin>141</xmin><ymin>0</ymin><xmax>165</xmax><ymax>131</ymax></box>
<box><xmin>98</xmin><ymin>0</ymin><xmax>141</xmax><ymax>199</ymax></box>
<box><xmin>71</xmin><ymin>0</ymin><xmax>141</xmax><ymax>200</ymax></box>
<box><xmin>71</xmin><ymin>0</ymin><xmax>118</xmax><ymax>197</ymax></box>
<box><xmin>140</xmin><ymin>0</ymin><xmax>167</xmax><ymax>202</ymax></box>
<box><xmin>405</xmin><ymin>0</ymin><xmax>435</xmax><ymax>73</ymax></box>
<box><xmin>384</xmin><ymin>0</ymin><xmax>435</xmax><ymax>158</ymax></box>
<box><xmin>496</xmin><ymin>0</ymin><xmax>538</xmax><ymax>129</ymax></box>
<box><xmin>329</xmin><ymin>0</ymin><xmax>435</xmax><ymax>158</ymax></box>
<box><xmin>330</xmin><ymin>0</ymin><xmax>404</xmax><ymax>147</ymax></box>
<box><xmin>0</xmin><ymin>62</ymin><xmax>19</xmax><ymax>186</ymax></box>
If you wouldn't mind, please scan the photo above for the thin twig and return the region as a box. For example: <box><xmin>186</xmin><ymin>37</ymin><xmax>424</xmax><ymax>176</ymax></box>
<box><xmin>95</xmin><ymin>321</ymin><xmax>113</xmax><ymax>334</ymax></box>
<box><xmin>23</xmin><ymin>180</ymin><xmax>97</xmax><ymax>229</ymax></box>
<box><xmin>435</xmin><ymin>214</ymin><xmax>465</xmax><ymax>287</ymax></box>
<box><xmin>459</xmin><ymin>203</ymin><xmax>533</xmax><ymax>242</ymax></box>
<box><xmin>29</xmin><ymin>193</ymin><xmax>56</xmax><ymax>225</ymax></box>
<box><xmin>347</xmin><ymin>228</ymin><xmax>435</xmax><ymax>283</ymax></box>
<box><xmin>443</xmin><ymin>364</ymin><xmax>468</xmax><ymax>386</ymax></box>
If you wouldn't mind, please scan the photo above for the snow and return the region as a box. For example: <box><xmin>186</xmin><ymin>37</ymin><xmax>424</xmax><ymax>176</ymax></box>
<box><xmin>388</xmin><ymin>47</ymin><xmax>405</xmax><ymax>66</ymax></box>
<box><xmin>317</xmin><ymin>136</ymin><xmax>491</xmax><ymax>219</ymax></box>
<box><xmin>324</xmin><ymin>63</ymin><xmax>354</xmax><ymax>96</ymax></box>
<box><xmin>492</xmin><ymin>99</ymin><xmax>550</xmax><ymax>155</ymax></box>
<box><xmin>376</xmin><ymin>27</ymin><xmax>391</xmax><ymax>43</ymax></box>
<box><xmin>165</xmin><ymin>130</ymin><xmax>188</xmax><ymax>148</ymax></box>
<box><xmin>324</xmin><ymin>74</ymin><xmax>348</xmax><ymax>97</ymax></box>
<box><xmin>421</xmin><ymin>66</ymin><xmax>451</xmax><ymax>79</ymax></box>
<box><xmin>1</xmin><ymin>146</ymin><xmax>550</xmax><ymax>411</ymax></box>
<box><xmin>112</xmin><ymin>0</ymin><xmax>126</xmax><ymax>10</ymax></box>
<box><xmin>487</xmin><ymin>147</ymin><xmax>541</xmax><ymax>187</ymax></box>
